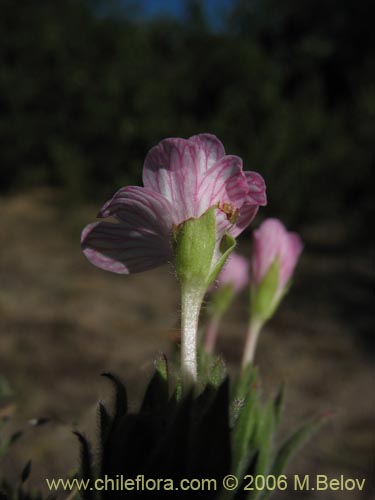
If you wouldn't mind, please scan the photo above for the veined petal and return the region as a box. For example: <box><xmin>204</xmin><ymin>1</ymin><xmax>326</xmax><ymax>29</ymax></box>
<box><xmin>229</xmin><ymin>171</ymin><xmax>267</xmax><ymax>237</ymax></box>
<box><xmin>142</xmin><ymin>137</ymin><xmax>248</xmax><ymax>224</ymax></box>
<box><xmin>229</xmin><ymin>204</ymin><xmax>259</xmax><ymax>238</ymax></box>
<box><xmin>98</xmin><ymin>186</ymin><xmax>173</xmax><ymax>238</ymax></box>
<box><xmin>81</xmin><ymin>222</ymin><xmax>172</xmax><ymax>274</ymax></box>
<box><xmin>142</xmin><ymin>138</ymin><xmax>200</xmax><ymax>224</ymax></box>
<box><xmin>244</xmin><ymin>171</ymin><xmax>267</xmax><ymax>206</ymax></box>
<box><xmin>199</xmin><ymin>155</ymin><xmax>249</xmax><ymax>214</ymax></box>
<box><xmin>188</xmin><ymin>133</ymin><xmax>226</xmax><ymax>171</ymax></box>
<box><xmin>81</xmin><ymin>187</ymin><xmax>174</xmax><ymax>274</ymax></box>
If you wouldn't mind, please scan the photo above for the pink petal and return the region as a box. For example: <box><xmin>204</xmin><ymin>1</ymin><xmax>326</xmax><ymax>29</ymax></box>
<box><xmin>229</xmin><ymin>205</ymin><xmax>259</xmax><ymax>238</ymax></box>
<box><xmin>198</xmin><ymin>155</ymin><xmax>249</xmax><ymax>215</ymax></box>
<box><xmin>217</xmin><ymin>253</ymin><xmax>250</xmax><ymax>293</ymax></box>
<box><xmin>98</xmin><ymin>186</ymin><xmax>173</xmax><ymax>238</ymax></box>
<box><xmin>142</xmin><ymin>137</ymin><xmax>248</xmax><ymax>224</ymax></box>
<box><xmin>244</xmin><ymin>171</ymin><xmax>267</xmax><ymax>206</ymax></box>
<box><xmin>278</xmin><ymin>231</ymin><xmax>303</xmax><ymax>288</ymax></box>
<box><xmin>188</xmin><ymin>133</ymin><xmax>226</xmax><ymax>170</ymax></box>
<box><xmin>142</xmin><ymin>138</ymin><xmax>200</xmax><ymax>224</ymax></box>
<box><xmin>81</xmin><ymin>222</ymin><xmax>172</xmax><ymax>274</ymax></box>
<box><xmin>229</xmin><ymin>171</ymin><xmax>267</xmax><ymax>237</ymax></box>
<box><xmin>81</xmin><ymin>187</ymin><xmax>174</xmax><ymax>274</ymax></box>
<box><xmin>251</xmin><ymin>218</ymin><xmax>303</xmax><ymax>289</ymax></box>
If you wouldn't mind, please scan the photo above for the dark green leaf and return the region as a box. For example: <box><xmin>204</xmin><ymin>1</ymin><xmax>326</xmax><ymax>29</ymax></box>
<box><xmin>21</xmin><ymin>460</ymin><xmax>32</xmax><ymax>483</ymax></box>
<box><xmin>270</xmin><ymin>417</ymin><xmax>323</xmax><ymax>478</ymax></box>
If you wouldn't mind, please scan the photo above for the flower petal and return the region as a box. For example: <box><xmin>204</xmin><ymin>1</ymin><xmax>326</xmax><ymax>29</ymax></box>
<box><xmin>142</xmin><ymin>137</ymin><xmax>248</xmax><ymax>224</ymax></box>
<box><xmin>198</xmin><ymin>155</ymin><xmax>249</xmax><ymax>215</ymax></box>
<box><xmin>244</xmin><ymin>171</ymin><xmax>267</xmax><ymax>206</ymax></box>
<box><xmin>98</xmin><ymin>186</ymin><xmax>173</xmax><ymax>238</ymax></box>
<box><xmin>188</xmin><ymin>133</ymin><xmax>226</xmax><ymax>170</ymax></box>
<box><xmin>229</xmin><ymin>171</ymin><xmax>267</xmax><ymax>237</ymax></box>
<box><xmin>229</xmin><ymin>205</ymin><xmax>260</xmax><ymax>238</ymax></box>
<box><xmin>251</xmin><ymin>218</ymin><xmax>303</xmax><ymax>289</ymax></box>
<box><xmin>142</xmin><ymin>138</ymin><xmax>200</xmax><ymax>224</ymax></box>
<box><xmin>81</xmin><ymin>187</ymin><xmax>174</xmax><ymax>274</ymax></box>
<box><xmin>81</xmin><ymin>222</ymin><xmax>172</xmax><ymax>274</ymax></box>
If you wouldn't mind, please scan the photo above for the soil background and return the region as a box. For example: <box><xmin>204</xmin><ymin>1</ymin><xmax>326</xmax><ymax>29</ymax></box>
<box><xmin>0</xmin><ymin>190</ymin><xmax>373</xmax><ymax>499</ymax></box>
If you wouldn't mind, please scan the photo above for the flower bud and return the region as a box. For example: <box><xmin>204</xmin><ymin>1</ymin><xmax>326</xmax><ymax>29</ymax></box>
<box><xmin>250</xmin><ymin>218</ymin><xmax>303</xmax><ymax>321</ymax></box>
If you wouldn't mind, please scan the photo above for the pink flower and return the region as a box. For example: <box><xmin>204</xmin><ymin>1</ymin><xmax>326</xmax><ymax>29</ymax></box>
<box><xmin>251</xmin><ymin>218</ymin><xmax>303</xmax><ymax>292</ymax></box>
<box><xmin>216</xmin><ymin>253</ymin><xmax>249</xmax><ymax>293</ymax></box>
<box><xmin>81</xmin><ymin>134</ymin><xmax>266</xmax><ymax>274</ymax></box>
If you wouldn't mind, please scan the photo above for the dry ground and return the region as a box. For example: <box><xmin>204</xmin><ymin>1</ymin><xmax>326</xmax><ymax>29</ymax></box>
<box><xmin>0</xmin><ymin>190</ymin><xmax>373</xmax><ymax>499</ymax></box>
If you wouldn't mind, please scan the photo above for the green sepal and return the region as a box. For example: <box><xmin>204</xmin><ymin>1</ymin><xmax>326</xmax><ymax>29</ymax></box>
<box><xmin>251</xmin><ymin>259</ymin><xmax>281</xmax><ymax>321</ymax></box>
<box><xmin>207</xmin><ymin>232</ymin><xmax>236</xmax><ymax>285</ymax></box>
<box><xmin>174</xmin><ymin>207</ymin><xmax>217</xmax><ymax>290</ymax></box>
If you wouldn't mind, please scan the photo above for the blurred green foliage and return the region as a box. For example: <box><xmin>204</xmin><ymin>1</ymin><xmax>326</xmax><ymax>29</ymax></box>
<box><xmin>0</xmin><ymin>0</ymin><xmax>372</xmax><ymax>233</ymax></box>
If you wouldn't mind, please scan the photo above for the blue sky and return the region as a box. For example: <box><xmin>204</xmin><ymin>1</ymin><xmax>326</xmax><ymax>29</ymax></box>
<box><xmin>130</xmin><ymin>0</ymin><xmax>234</xmax><ymax>28</ymax></box>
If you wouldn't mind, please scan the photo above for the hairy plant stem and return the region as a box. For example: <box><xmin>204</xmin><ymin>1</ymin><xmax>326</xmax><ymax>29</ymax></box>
<box><xmin>180</xmin><ymin>285</ymin><xmax>205</xmax><ymax>393</ymax></box>
<box><xmin>242</xmin><ymin>317</ymin><xmax>263</xmax><ymax>368</ymax></box>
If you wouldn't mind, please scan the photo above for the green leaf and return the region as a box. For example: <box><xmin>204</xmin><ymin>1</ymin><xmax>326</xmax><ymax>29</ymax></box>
<box><xmin>232</xmin><ymin>384</ymin><xmax>260</xmax><ymax>478</ymax></box>
<box><xmin>73</xmin><ymin>431</ymin><xmax>94</xmax><ymax>500</ymax></box>
<box><xmin>98</xmin><ymin>402</ymin><xmax>111</xmax><ymax>466</ymax></box>
<box><xmin>21</xmin><ymin>460</ymin><xmax>32</xmax><ymax>483</ymax></box>
<box><xmin>234</xmin><ymin>363</ymin><xmax>259</xmax><ymax>402</ymax></box>
<box><xmin>140</xmin><ymin>368</ymin><xmax>169</xmax><ymax>414</ymax></box>
<box><xmin>269</xmin><ymin>417</ymin><xmax>323</xmax><ymax>478</ymax></box>
<box><xmin>189</xmin><ymin>378</ymin><xmax>231</xmax><ymax>479</ymax></box>
<box><xmin>273</xmin><ymin>384</ymin><xmax>285</xmax><ymax>428</ymax></box>
<box><xmin>144</xmin><ymin>390</ymin><xmax>194</xmax><ymax>477</ymax></box>
<box><xmin>101</xmin><ymin>372</ymin><xmax>128</xmax><ymax>425</ymax></box>
<box><xmin>250</xmin><ymin>401</ymin><xmax>275</xmax><ymax>499</ymax></box>
<box><xmin>154</xmin><ymin>354</ymin><xmax>168</xmax><ymax>382</ymax></box>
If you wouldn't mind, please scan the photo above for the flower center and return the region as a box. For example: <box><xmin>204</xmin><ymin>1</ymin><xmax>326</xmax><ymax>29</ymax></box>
<box><xmin>218</xmin><ymin>202</ymin><xmax>239</xmax><ymax>223</ymax></box>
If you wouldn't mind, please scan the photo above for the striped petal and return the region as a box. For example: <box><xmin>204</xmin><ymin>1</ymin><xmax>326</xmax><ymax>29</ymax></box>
<box><xmin>81</xmin><ymin>187</ymin><xmax>173</xmax><ymax>274</ymax></box>
<box><xmin>142</xmin><ymin>138</ymin><xmax>200</xmax><ymax>224</ymax></box>
<box><xmin>188</xmin><ymin>133</ymin><xmax>226</xmax><ymax>171</ymax></box>
<box><xmin>98</xmin><ymin>186</ymin><xmax>173</xmax><ymax>237</ymax></box>
<box><xmin>244</xmin><ymin>171</ymin><xmax>267</xmax><ymax>205</ymax></box>
<box><xmin>230</xmin><ymin>170</ymin><xmax>267</xmax><ymax>237</ymax></box>
<box><xmin>230</xmin><ymin>205</ymin><xmax>260</xmax><ymax>238</ymax></box>
<box><xmin>143</xmin><ymin>137</ymin><xmax>248</xmax><ymax>224</ymax></box>
<box><xmin>198</xmin><ymin>155</ymin><xmax>249</xmax><ymax>216</ymax></box>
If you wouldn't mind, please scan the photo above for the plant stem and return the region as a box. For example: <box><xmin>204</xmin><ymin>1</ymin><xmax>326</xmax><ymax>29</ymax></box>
<box><xmin>180</xmin><ymin>285</ymin><xmax>204</xmax><ymax>393</ymax></box>
<box><xmin>242</xmin><ymin>317</ymin><xmax>263</xmax><ymax>368</ymax></box>
<box><xmin>204</xmin><ymin>313</ymin><xmax>221</xmax><ymax>354</ymax></box>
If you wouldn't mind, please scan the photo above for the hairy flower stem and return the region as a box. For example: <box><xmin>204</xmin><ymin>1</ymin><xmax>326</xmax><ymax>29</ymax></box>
<box><xmin>204</xmin><ymin>313</ymin><xmax>222</xmax><ymax>354</ymax></box>
<box><xmin>242</xmin><ymin>318</ymin><xmax>263</xmax><ymax>368</ymax></box>
<box><xmin>180</xmin><ymin>286</ymin><xmax>205</xmax><ymax>393</ymax></box>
